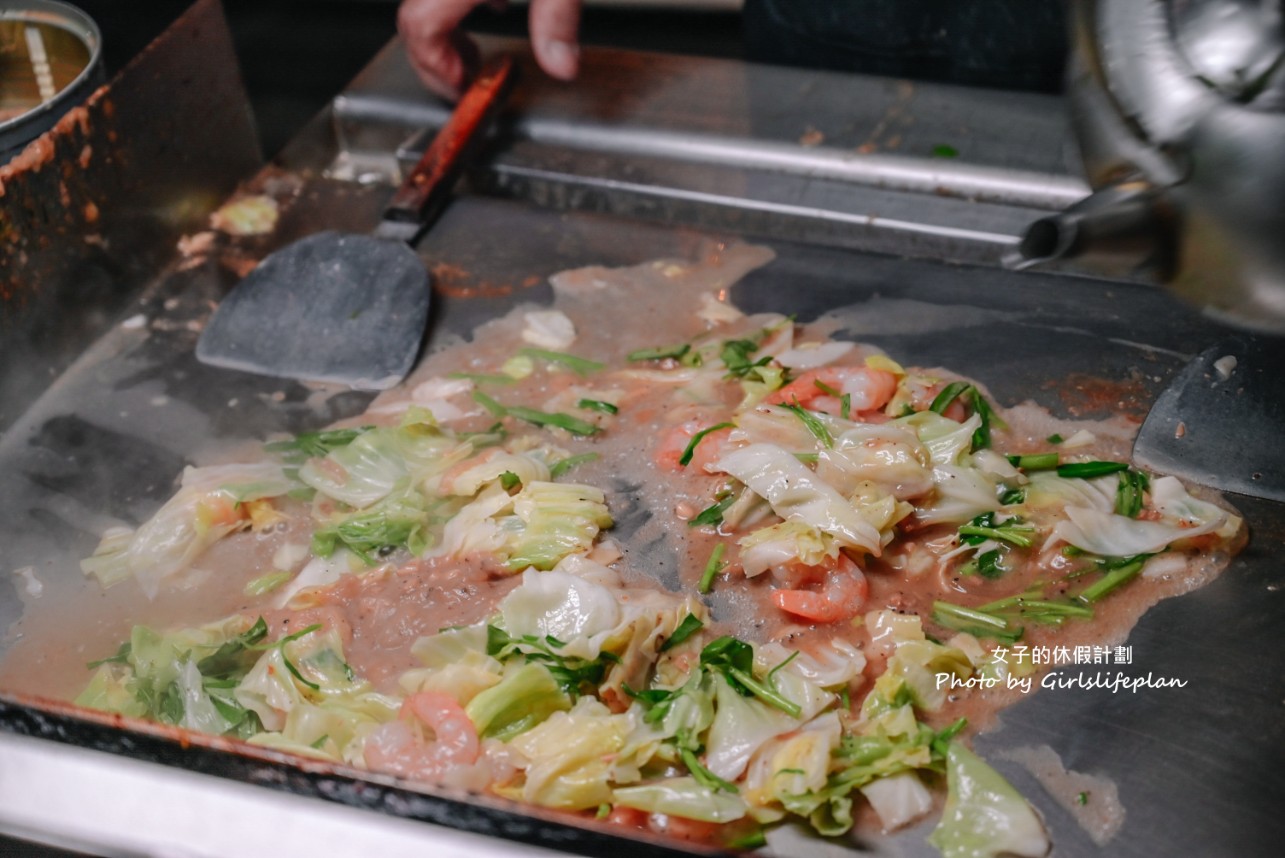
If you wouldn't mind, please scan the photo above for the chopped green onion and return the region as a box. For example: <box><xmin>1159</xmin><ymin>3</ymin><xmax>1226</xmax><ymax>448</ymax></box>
<box><xmin>265</xmin><ymin>426</ymin><xmax>370</xmax><ymax>461</ymax></box>
<box><xmin>263</xmin><ymin>626</ymin><xmax>323</xmax><ymax>693</ymax></box>
<box><xmin>813</xmin><ymin>379</ymin><xmax>841</xmax><ymax>397</ymax></box>
<box><xmin>518</xmin><ymin>348</ymin><xmax>603</xmax><ymax>376</ymax></box>
<box><xmin>1077</xmin><ymin>554</ymin><xmax>1152</xmax><ymax>603</ymax></box>
<box><xmin>727</xmin><ymin>829</ymin><xmax>768</xmax><ymax>850</ymax></box>
<box><xmin>681</xmin><ymin>747</ymin><xmax>739</xmax><ymax>793</ymax></box>
<box><xmin>1047</xmin><ymin>433</ymin><xmax>1065</xmax><ymax>444</ymax></box>
<box><xmin>959</xmin><ymin>512</ymin><xmax>1036</xmax><ymax>548</ymax></box>
<box><xmin>471</xmin><ymin>389</ymin><xmax>508</xmax><ymax>418</ymax></box>
<box><xmin>929</xmin><ymin>382</ymin><xmax>1004</xmax><ymax>449</ymax></box>
<box><xmin>1057</xmin><ymin>460</ymin><xmax>1130</xmax><ymax>479</ymax></box>
<box><xmin>700</xmin><ymin>636</ymin><xmax>802</xmax><ymax>717</ymax></box>
<box><xmin>959</xmin><ymin>548</ymin><xmax>1007</xmax><ymax>579</ymax></box>
<box><xmin>549</xmin><ymin>452</ymin><xmax>599</xmax><ymax>479</ymax></box>
<box><xmin>720</xmin><ymin>339</ymin><xmax>772</xmax><ymax>379</ymax></box>
<box><xmin>660</xmin><ymin>613</ymin><xmax>705</xmax><ymax>652</ymax></box>
<box><xmin>1000</xmin><ymin>488</ymin><xmax>1026</xmax><ymax>505</ymax></box>
<box><xmin>699</xmin><ymin>543</ymin><xmax>727</xmax><ymax>594</ymax></box>
<box><xmin>689</xmin><ymin>493</ymin><xmax>737</xmax><ymax>528</ymax></box>
<box><xmin>932</xmin><ymin>601</ymin><xmax>1023</xmax><ymax>643</ymax></box>
<box><xmin>840</xmin><ymin>392</ymin><xmax>851</xmax><ymax>421</ymax></box>
<box><xmin>929</xmin><ymin>381</ymin><xmax>972</xmax><ymax>414</ymax></box>
<box><xmin>499</xmin><ymin>471</ymin><xmax>521</xmax><ymax>491</ymax></box>
<box><xmin>793</xmin><ymin>452</ymin><xmax>820</xmax><ymax>464</ymax></box>
<box><xmin>274</xmin><ymin>623</ymin><xmax>322</xmax><ymax>646</ymax></box>
<box><xmin>1115</xmin><ymin>468</ymin><xmax>1150</xmax><ymax>518</ymax></box>
<box><xmin>243</xmin><ymin>570</ymin><xmax>291</xmax><ymax>597</ymax></box>
<box><xmin>766</xmin><ymin>650</ymin><xmax>799</xmax><ymax>683</ymax></box>
<box><xmin>959</xmin><ymin>523</ymin><xmax>1036</xmax><ymax>549</ymax></box>
<box><xmin>782</xmin><ymin>400</ymin><xmax>834</xmax><ymax>448</ymax></box>
<box><xmin>596</xmin><ymin>803</ymin><xmax>611</xmax><ymax>819</ymax></box>
<box><xmin>577</xmin><ymin>398</ymin><xmax>618</xmax><ymax>415</ymax></box>
<box><xmin>447</xmin><ymin>372</ymin><xmax>514</xmax><ymax>385</ymax></box>
<box><xmin>506</xmin><ymin>406</ymin><xmax>601</xmax><ymax>436</ymax></box>
<box><xmin>1077</xmin><ymin>791</ymin><xmax>1089</xmax><ymax>806</ymax></box>
<box><xmin>966</xmin><ymin>388</ymin><xmax>1004</xmax><ymax>449</ymax></box>
<box><xmin>931</xmin><ymin>717</ymin><xmax>969</xmax><ymax>759</ymax></box>
<box><xmin>86</xmin><ymin>641</ymin><xmax>132</xmax><ymax>670</ymax></box>
<box><xmin>1007</xmin><ymin>452</ymin><xmax>1059</xmax><ymax>471</ymax></box>
<box><xmin>627</xmin><ymin>343</ymin><xmax>690</xmax><ymax>362</ymax></box>
<box><xmin>679</xmin><ymin>422</ymin><xmax>734</xmax><ymax>467</ymax></box>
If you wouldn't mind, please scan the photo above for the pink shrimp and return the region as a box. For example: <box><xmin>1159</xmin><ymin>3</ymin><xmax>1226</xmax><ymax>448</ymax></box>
<box><xmin>772</xmin><ymin>554</ymin><xmax>869</xmax><ymax>623</ymax></box>
<box><xmin>766</xmin><ymin>366</ymin><xmax>898</xmax><ymax>417</ymax></box>
<box><xmin>363</xmin><ymin>691</ymin><xmax>479</xmax><ymax>782</ymax></box>
<box><xmin>655</xmin><ymin>420</ymin><xmax>734</xmax><ymax>473</ymax></box>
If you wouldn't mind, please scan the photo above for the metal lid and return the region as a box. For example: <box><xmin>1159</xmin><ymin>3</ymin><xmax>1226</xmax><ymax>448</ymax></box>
<box><xmin>0</xmin><ymin>0</ymin><xmax>103</xmax><ymax>162</ymax></box>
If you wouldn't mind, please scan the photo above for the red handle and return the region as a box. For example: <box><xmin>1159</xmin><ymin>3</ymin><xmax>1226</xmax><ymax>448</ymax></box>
<box><xmin>383</xmin><ymin>54</ymin><xmax>517</xmax><ymax>228</ymax></box>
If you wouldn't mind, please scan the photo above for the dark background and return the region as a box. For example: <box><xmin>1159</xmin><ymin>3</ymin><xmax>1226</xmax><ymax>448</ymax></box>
<box><xmin>70</xmin><ymin>0</ymin><xmax>744</xmax><ymax>159</ymax></box>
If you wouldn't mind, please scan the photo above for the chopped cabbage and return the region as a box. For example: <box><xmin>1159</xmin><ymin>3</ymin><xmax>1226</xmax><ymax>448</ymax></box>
<box><xmin>77</xmin><ymin>615</ymin><xmax>270</xmax><ymax>738</ymax></box>
<box><xmin>235</xmin><ymin>627</ymin><xmax>362</xmax><ymax>732</ymax></box>
<box><xmin>506</xmin><ymin>481</ymin><xmax>614</xmax><ymax>571</ymax></box>
<box><xmin>898</xmin><ymin>412</ymin><xmax>982</xmax><ymax>466</ymax></box>
<box><xmin>817</xmin><ymin>424</ymin><xmax>935</xmax><ymax>500</ymax></box>
<box><xmin>915</xmin><ymin>464</ymin><xmax>1003</xmax><ymax>527</ymax></box>
<box><xmin>81</xmin><ymin>463</ymin><xmax>292</xmax><ymax>597</ymax></box>
<box><xmin>1050</xmin><ymin>475</ymin><xmax>1232</xmax><ymax>555</ymax></box>
<box><xmin>861</xmin><ymin>771</ymin><xmax>933</xmax><ymax>832</ymax></box>
<box><xmin>499</xmin><ymin>569</ymin><xmax>622</xmax><ymax>658</ymax></box>
<box><xmin>507</xmin><ymin>698</ymin><xmax>632</xmax><ymax>809</ymax></box>
<box><xmin>614</xmin><ymin>777</ymin><xmax>748</xmax><ymax>823</ymax></box>
<box><xmin>522</xmin><ymin>310</ymin><xmax>577</xmax><ymax>350</ymax></box>
<box><xmin>738</xmin><ymin>520</ymin><xmax>839</xmax><ymax>577</ymax></box>
<box><xmin>928</xmin><ymin>744</ymin><xmax>1049</xmax><ymax>858</ymax></box>
<box><xmin>399</xmin><ymin>626</ymin><xmax>503</xmax><ymax>705</ymax></box>
<box><xmin>252</xmin><ymin>691</ymin><xmax>401</xmax><ymax>764</ymax></box>
<box><xmin>298</xmin><ymin>418</ymin><xmax>465</xmax><ymax>509</ymax></box>
<box><xmin>715</xmin><ymin>443</ymin><xmax>883</xmax><ymax>555</ymax></box>
<box><xmin>705</xmin><ymin>671</ymin><xmax>834</xmax><ymax>781</ymax></box>
<box><xmin>465</xmin><ymin>662</ymin><xmax>571</xmax><ymax>740</ymax></box>
<box><xmin>446</xmin><ymin>451</ymin><xmax>552</xmax><ymax>497</ymax></box>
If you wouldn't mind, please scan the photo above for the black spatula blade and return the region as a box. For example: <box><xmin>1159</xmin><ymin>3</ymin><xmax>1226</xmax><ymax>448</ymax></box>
<box><xmin>196</xmin><ymin>231</ymin><xmax>430</xmax><ymax>390</ymax></box>
<box><xmin>1134</xmin><ymin>336</ymin><xmax>1285</xmax><ymax>502</ymax></box>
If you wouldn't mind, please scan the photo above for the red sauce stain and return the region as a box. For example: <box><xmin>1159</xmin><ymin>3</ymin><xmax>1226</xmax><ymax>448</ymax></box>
<box><xmin>1044</xmin><ymin>371</ymin><xmax>1149</xmax><ymax>421</ymax></box>
<box><xmin>431</xmin><ymin>263</ymin><xmax>515</xmax><ymax>299</ymax></box>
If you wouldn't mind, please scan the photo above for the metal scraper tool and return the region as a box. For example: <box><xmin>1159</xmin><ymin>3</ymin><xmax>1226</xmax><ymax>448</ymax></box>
<box><xmin>1133</xmin><ymin>336</ymin><xmax>1285</xmax><ymax>502</ymax></box>
<box><xmin>196</xmin><ymin>55</ymin><xmax>516</xmax><ymax>390</ymax></box>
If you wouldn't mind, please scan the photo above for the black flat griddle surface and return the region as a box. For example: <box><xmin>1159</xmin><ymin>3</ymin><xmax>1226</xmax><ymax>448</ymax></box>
<box><xmin>2</xmin><ymin>191</ymin><xmax>1283</xmax><ymax>857</ymax></box>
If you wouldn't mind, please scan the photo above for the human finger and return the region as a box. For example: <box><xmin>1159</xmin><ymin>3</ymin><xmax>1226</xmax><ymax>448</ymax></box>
<box><xmin>529</xmin><ymin>0</ymin><xmax>583</xmax><ymax>81</ymax></box>
<box><xmin>398</xmin><ymin>0</ymin><xmax>489</xmax><ymax>99</ymax></box>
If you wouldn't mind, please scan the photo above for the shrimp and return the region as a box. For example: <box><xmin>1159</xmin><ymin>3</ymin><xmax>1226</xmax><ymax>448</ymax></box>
<box><xmin>772</xmin><ymin>554</ymin><xmax>869</xmax><ymax>623</ymax></box>
<box><xmin>363</xmin><ymin>691</ymin><xmax>479</xmax><ymax>782</ymax></box>
<box><xmin>766</xmin><ymin>366</ymin><xmax>898</xmax><ymax>418</ymax></box>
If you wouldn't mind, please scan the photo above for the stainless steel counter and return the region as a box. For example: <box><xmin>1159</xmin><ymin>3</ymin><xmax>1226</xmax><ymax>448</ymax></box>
<box><xmin>2</xmin><ymin>9</ymin><xmax>1282</xmax><ymax>858</ymax></box>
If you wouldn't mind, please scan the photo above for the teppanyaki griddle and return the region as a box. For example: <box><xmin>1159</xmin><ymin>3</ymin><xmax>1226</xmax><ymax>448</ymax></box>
<box><xmin>1</xmin><ymin>14</ymin><xmax>1282</xmax><ymax>858</ymax></box>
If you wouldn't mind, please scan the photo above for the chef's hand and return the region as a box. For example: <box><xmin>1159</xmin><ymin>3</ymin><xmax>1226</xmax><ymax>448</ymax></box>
<box><xmin>398</xmin><ymin>0</ymin><xmax>582</xmax><ymax>99</ymax></box>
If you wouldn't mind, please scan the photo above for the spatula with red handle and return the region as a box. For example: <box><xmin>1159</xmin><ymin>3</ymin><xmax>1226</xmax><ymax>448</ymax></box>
<box><xmin>197</xmin><ymin>55</ymin><xmax>516</xmax><ymax>390</ymax></box>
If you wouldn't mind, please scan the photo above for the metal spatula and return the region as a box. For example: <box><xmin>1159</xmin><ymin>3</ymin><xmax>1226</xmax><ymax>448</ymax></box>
<box><xmin>196</xmin><ymin>55</ymin><xmax>516</xmax><ymax>389</ymax></box>
<box><xmin>1134</xmin><ymin>336</ymin><xmax>1285</xmax><ymax>502</ymax></box>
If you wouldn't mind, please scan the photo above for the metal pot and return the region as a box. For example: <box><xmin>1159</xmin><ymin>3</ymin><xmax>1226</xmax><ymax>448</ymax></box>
<box><xmin>1011</xmin><ymin>0</ymin><xmax>1285</xmax><ymax>334</ymax></box>
<box><xmin>0</xmin><ymin>0</ymin><xmax>104</xmax><ymax>163</ymax></box>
